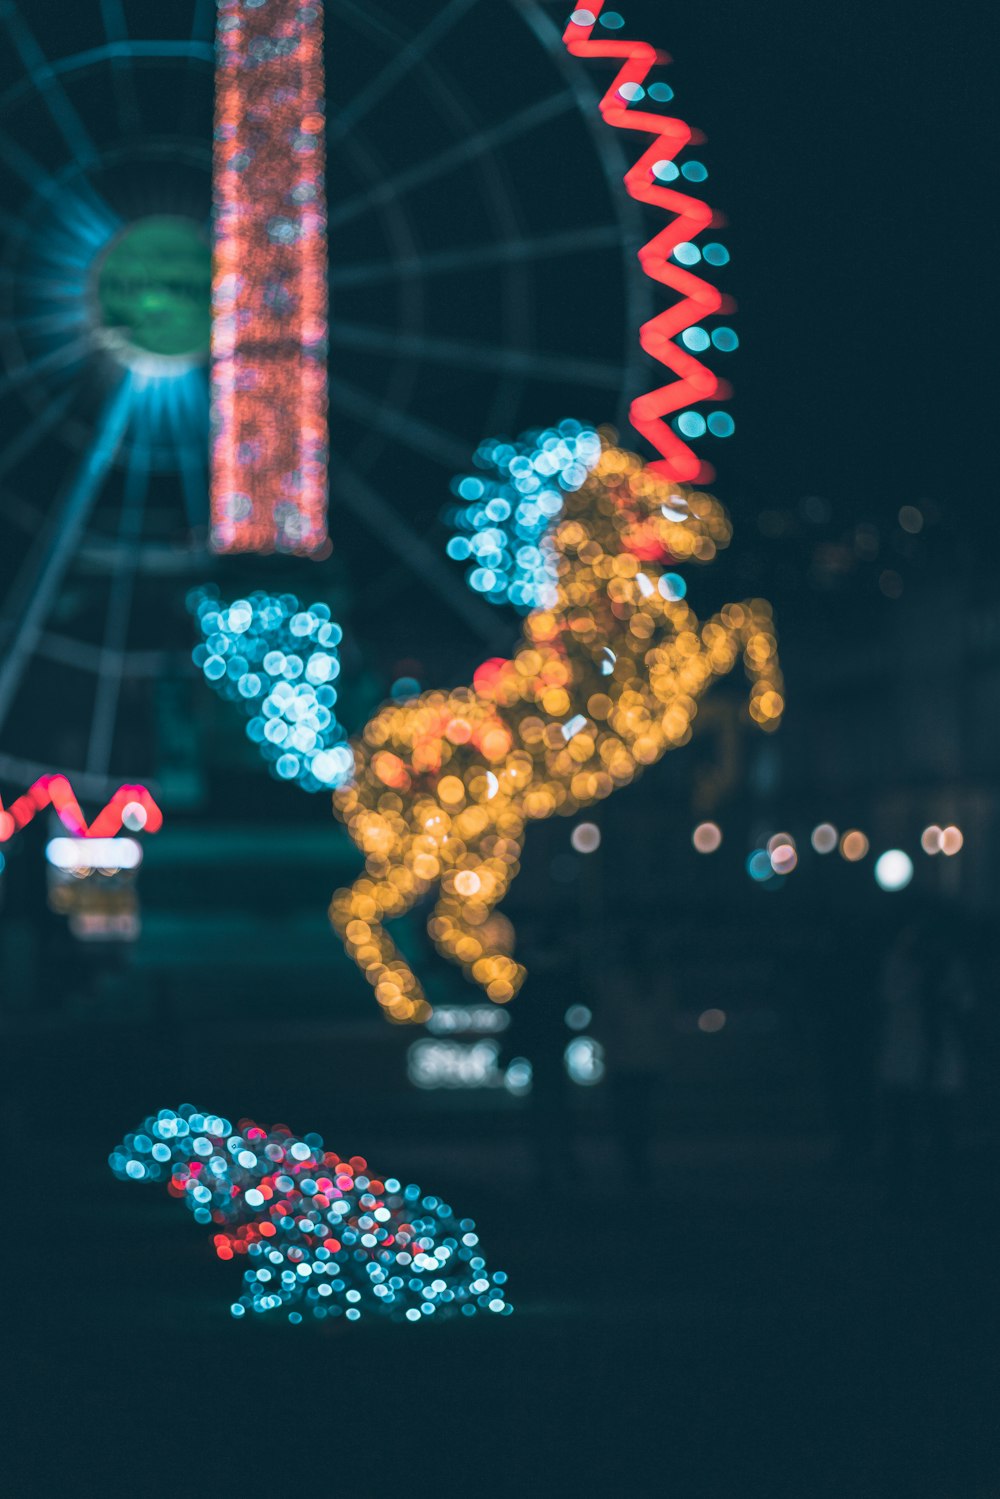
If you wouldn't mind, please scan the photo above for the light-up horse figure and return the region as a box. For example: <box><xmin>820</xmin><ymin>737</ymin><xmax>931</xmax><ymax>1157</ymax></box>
<box><xmin>330</xmin><ymin>436</ymin><xmax>783</xmax><ymax>1022</ymax></box>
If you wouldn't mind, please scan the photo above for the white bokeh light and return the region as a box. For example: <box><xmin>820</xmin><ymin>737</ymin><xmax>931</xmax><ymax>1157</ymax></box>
<box><xmin>874</xmin><ymin>849</ymin><xmax>913</xmax><ymax>891</ymax></box>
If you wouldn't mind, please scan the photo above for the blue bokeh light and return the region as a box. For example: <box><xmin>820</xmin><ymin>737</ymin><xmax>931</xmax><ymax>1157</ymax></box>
<box><xmin>676</xmin><ymin>411</ymin><xmax>708</xmax><ymax>439</ymax></box>
<box><xmin>189</xmin><ymin>589</ymin><xmax>354</xmax><ymax>792</ymax></box>
<box><xmin>712</xmin><ymin>327</ymin><xmax>740</xmax><ymax>352</ymax></box>
<box><xmin>445</xmin><ymin>420</ymin><xmax>602</xmax><ymax>613</ymax></box>
<box><xmin>707</xmin><ymin>412</ymin><xmax>736</xmax><ymax>438</ymax></box>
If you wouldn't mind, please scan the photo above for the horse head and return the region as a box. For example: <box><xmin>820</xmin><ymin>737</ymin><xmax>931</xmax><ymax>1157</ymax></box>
<box><xmin>516</xmin><ymin>435</ymin><xmax>744</xmax><ymax>723</ymax></box>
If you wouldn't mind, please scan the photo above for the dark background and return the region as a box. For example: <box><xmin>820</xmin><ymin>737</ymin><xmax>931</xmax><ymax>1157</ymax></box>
<box><xmin>1</xmin><ymin>1</ymin><xmax>997</xmax><ymax>1495</ymax></box>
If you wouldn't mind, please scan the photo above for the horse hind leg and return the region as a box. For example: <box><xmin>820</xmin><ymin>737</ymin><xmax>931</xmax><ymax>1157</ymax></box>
<box><xmin>737</xmin><ymin>599</ymin><xmax>784</xmax><ymax>730</ymax></box>
<box><xmin>703</xmin><ymin>600</ymin><xmax>784</xmax><ymax>732</ymax></box>
<box><xmin>426</xmin><ymin>854</ymin><xmax>526</xmax><ymax>1006</ymax></box>
<box><xmin>330</xmin><ymin>871</ymin><xmax>430</xmax><ymax>1023</ymax></box>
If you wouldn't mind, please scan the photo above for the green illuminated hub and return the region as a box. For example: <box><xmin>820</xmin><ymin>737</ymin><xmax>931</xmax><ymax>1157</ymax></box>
<box><xmin>94</xmin><ymin>215</ymin><xmax>211</xmax><ymax>367</ymax></box>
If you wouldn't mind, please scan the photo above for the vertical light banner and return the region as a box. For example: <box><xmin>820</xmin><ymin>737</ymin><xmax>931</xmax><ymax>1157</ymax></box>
<box><xmin>211</xmin><ymin>0</ymin><xmax>329</xmax><ymax>555</ymax></box>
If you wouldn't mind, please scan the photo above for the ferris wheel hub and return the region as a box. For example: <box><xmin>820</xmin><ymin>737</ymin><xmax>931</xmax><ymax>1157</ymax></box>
<box><xmin>90</xmin><ymin>215</ymin><xmax>211</xmax><ymax>377</ymax></box>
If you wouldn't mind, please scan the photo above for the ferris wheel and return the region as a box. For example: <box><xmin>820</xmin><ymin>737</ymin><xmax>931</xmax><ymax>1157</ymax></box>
<box><xmin>0</xmin><ymin>0</ymin><xmax>650</xmax><ymax>798</ymax></box>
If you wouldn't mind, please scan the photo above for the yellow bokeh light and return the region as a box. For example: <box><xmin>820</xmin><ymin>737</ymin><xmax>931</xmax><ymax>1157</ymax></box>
<box><xmin>330</xmin><ymin>436</ymin><xmax>784</xmax><ymax>1022</ymax></box>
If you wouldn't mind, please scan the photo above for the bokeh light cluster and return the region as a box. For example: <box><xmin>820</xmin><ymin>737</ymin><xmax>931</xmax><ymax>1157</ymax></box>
<box><xmin>110</xmin><ymin>1106</ymin><xmax>511</xmax><ymax>1325</ymax></box>
<box><xmin>190</xmin><ymin>588</ymin><xmax>353</xmax><ymax>791</ymax></box>
<box><xmin>694</xmin><ymin>820</ymin><xmax>963</xmax><ymax>891</ymax></box>
<box><xmin>211</xmin><ymin>0</ymin><xmax>328</xmax><ymax>554</ymax></box>
<box><xmin>332</xmin><ymin>435</ymin><xmax>783</xmax><ymax>1022</ymax></box>
<box><xmin>446</xmin><ymin>421</ymin><xmax>601</xmax><ymax>612</ymax></box>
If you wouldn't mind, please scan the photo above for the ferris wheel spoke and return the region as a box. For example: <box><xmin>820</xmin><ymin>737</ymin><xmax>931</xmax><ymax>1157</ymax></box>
<box><xmin>328</xmin><ymin>91</ymin><xmax>575</xmax><ymax>233</ymax></box>
<box><xmin>172</xmin><ymin>372</ymin><xmax>209</xmax><ymax>529</ymax></box>
<box><xmin>0</xmin><ymin>3</ymin><xmax>98</xmax><ymax>169</ymax></box>
<box><xmin>34</xmin><ymin>634</ymin><xmax>167</xmax><ymax>676</ymax></box>
<box><xmin>35</xmin><ymin>635</ymin><xmax>106</xmax><ymax>672</ymax></box>
<box><xmin>190</xmin><ymin>0</ymin><xmax>215</xmax><ymax>42</ymax></box>
<box><xmin>0</xmin><ymin>40</ymin><xmax>218</xmax><ymax>84</ymax></box>
<box><xmin>328</xmin><ymin>320</ymin><xmax>621</xmax><ymax>389</ymax></box>
<box><xmin>12</xmin><ymin>276</ymin><xmax>93</xmax><ymax>304</ymax></box>
<box><xmin>336</xmin><ymin>459</ymin><xmax>507</xmax><ymax>649</ymax></box>
<box><xmin>331</xmin><ymin>0</ymin><xmax>399</xmax><ymax>48</ymax></box>
<box><xmin>178</xmin><ymin>440</ymin><xmax>207</xmax><ymax>531</ymax></box>
<box><xmin>0</xmin><ymin>749</ymin><xmax>120</xmax><ymax>803</ymax></box>
<box><xmin>331</xmin><ymin>0</ymin><xmax>482</xmax><ymax>139</ymax></box>
<box><xmin>331</xmin><ymin>224</ymin><xmax>622</xmax><ymax>290</ymax></box>
<box><xmin>0</xmin><ymin>386</ymin><xmax>74</xmax><ymax>480</ymax></box>
<box><xmin>0</xmin><ymin>335</ymin><xmax>93</xmax><ymax>400</ymax></box>
<box><xmin>12</xmin><ymin>307</ymin><xmax>89</xmax><ymax>339</ymax></box>
<box><xmin>98</xmin><ymin>0</ymin><xmax>141</xmax><ymax>137</ymax></box>
<box><xmin>0</xmin><ymin>127</ymin><xmax>116</xmax><ymax>238</ymax></box>
<box><xmin>99</xmin><ymin>0</ymin><xmax>126</xmax><ymax>42</ymax></box>
<box><xmin>0</xmin><ymin>375</ymin><xmax>133</xmax><ymax>737</ymax></box>
<box><xmin>85</xmin><ymin>425</ymin><xmax>149</xmax><ymax>777</ymax></box>
<box><xmin>329</xmin><ymin>375</ymin><xmax>469</xmax><ymax>469</ymax></box>
<box><xmin>0</xmin><ymin>128</ymin><xmax>65</xmax><ymax>199</ymax></box>
<box><xmin>173</xmin><ymin>2</ymin><xmax>214</xmax><ymax>134</ymax></box>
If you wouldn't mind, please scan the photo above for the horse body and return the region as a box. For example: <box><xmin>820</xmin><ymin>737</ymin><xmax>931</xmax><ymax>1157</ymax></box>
<box><xmin>331</xmin><ymin>440</ymin><xmax>783</xmax><ymax>1022</ymax></box>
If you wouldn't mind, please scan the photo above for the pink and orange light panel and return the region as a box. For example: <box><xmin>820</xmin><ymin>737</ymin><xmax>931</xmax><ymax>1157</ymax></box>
<box><xmin>211</xmin><ymin>0</ymin><xmax>329</xmax><ymax>555</ymax></box>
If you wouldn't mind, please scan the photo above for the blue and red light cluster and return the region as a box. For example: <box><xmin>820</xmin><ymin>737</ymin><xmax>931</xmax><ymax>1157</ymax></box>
<box><xmin>110</xmin><ymin>1106</ymin><xmax>512</xmax><ymax>1324</ymax></box>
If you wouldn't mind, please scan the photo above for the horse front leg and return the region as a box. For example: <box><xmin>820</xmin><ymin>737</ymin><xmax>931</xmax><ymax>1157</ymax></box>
<box><xmin>426</xmin><ymin>846</ymin><xmax>526</xmax><ymax>1006</ymax></box>
<box><xmin>700</xmin><ymin>599</ymin><xmax>784</xmax><ymax>732</ymax></box>
<box><xmin>329</xmin><ymin>870</ymin><xmax>431</xmax><ymax>1023</ymax></box>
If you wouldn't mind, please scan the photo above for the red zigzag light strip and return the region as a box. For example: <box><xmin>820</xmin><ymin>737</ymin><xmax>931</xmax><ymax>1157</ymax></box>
<box><xmin>563</xmin><ymin>2</ymin><xmax>732</xmax><ymax>484</ymax></box>
<box><xmin>0</xmin><ymin>776</ymin><xmax>164</xmax><ymax>843</ymax></box>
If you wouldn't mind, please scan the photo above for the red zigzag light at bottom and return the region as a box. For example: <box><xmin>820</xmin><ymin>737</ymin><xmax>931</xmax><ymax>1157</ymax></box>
<box><xmin>563</xmin><ymin>2</ymin><xmax>733</xmax><ymax>484</ymax></box>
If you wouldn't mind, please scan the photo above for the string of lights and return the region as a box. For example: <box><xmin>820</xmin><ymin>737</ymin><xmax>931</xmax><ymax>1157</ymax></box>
<box><xmin>189</xmin><ymin>588</ymin><xmax>353</xmax><ymax>792</ymax></box>
<box><xmin>332</xmin><ymin>435</ymin><xmax>783</xmax><ymax>1023</ymax></box>
<box><xmin>0</xmin><ymin>776</ymin><xmax>163</xmax><ymax>844</ymax></box>
<box><xmin>110</xmin><ymin>1106</ymin><xmax>511</xmax><ymax>1325</ymax></box>
<box><xmin>563</xmin><ymin>3</ymin><xmax>733</xmax><ymax>483</ymax></box>
<box><xmin>211</xmin><ymin>0</ymin><xmax>329</xmax><ymax>554</ymax></box>
<box><xmin>688</xmin><ymin>821</ymin><xmax>964</xmax><ymax>891</ymax></box>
